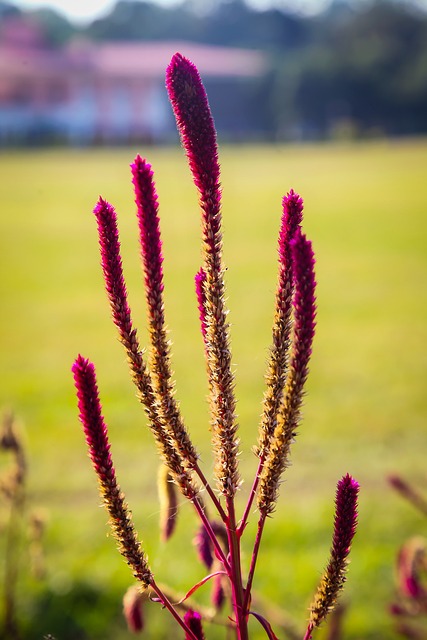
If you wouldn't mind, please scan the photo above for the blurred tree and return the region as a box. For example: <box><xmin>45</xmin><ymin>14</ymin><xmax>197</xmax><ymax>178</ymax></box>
<box><xmin>28</xmin><ymin>8</ymin><xmax>76</xmax><ymax>46</ymax></box>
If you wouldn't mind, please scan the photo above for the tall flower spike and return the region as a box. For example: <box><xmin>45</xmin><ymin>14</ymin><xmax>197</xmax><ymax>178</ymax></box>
<box><xmin>93</xmin><ymin>197</ymin><xmax>196</xmax><ymax>500</ymax></box>
<box><xmin>305</xmin><ymin>474</ymin><xmax>359</xmax><ymax>639</ymax></box>
<box><xmin>257</xmin><ymin>189</ymin><xmax>304</xmax><ymax>459</ymax></box>
<box><xmin>257</xmin><ymin>229</ymin><xmax>316</xmax><ymax>515</ymax></box>
<box><xmin>93</xmin><ymin>197</ymin><xmax>143</xmax><ymax>373</ymax></box>
<box><xmin>167</xmin><ymin>52</ymin><xmax>239</xmax><ymax>499</ymax></box>
<box><xmin>131</xmin><ymin>155</ymin><xmax>198</xmax><ymax>469</ymax></box>
<box><xmin>72</xmin><ymin>355</ymin><xmax>153</xmax><ymax>587</ymax></box>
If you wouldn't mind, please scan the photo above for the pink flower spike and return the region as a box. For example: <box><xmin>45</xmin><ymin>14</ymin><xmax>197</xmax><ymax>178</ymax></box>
<box><xmin>72</xmin><ymin>354</ymin><xmax>113</xmax><ymax>480</ymax></box>
<box><xmin>256</xmin><ymin>189</ymin><xmax>305</xmax><ymax>460</ymax></box>
<box><xmin>279</xmin><ymin>189</ymin><xmax>304</xmax><ymax>267</ymax></box>
<box><xmin>72</xmin><ymin>355</ymin><xmax>152</xmax><ymax>587</ymax></box>
<box><xmin>307</xmin><ymin>474</ymin><xmax>359</xmax><ymax>632</ymax></box>
<box><xmin>131</xmin><ymin>156</ymin><xmax>164</xmax><ymax>306</ymax></box>
<box><xmin>333</xmin><ymin>474</ymin><xmax>360</xmax><ymax>562</ymax></box>
<box><xmin>290</xmin><ymin>228</ymin><xmax>317</xmax><ymax>381</ymax></box>
<box><xmin>195</xmin><ymin>268</ymin><xmax>207</xmax><ymax>340</ymax></box>
<box><xmin>93</xmin><ymin>197</ymin><xmax>135</xmax><ymax>345</ymax></box>
<box><xmin>184</xmin><ymin>610</ymin><xmax>205</xmax><ymax>640</ymax></box>
<box><xmin>166</xmin><ymin>53</ymin><xmax>220</xmax><ymax>209</ymax></box>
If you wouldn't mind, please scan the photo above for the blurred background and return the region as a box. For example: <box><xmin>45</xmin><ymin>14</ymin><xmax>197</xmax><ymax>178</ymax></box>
<box><xmin>1</xmin><ymin>0</ymin><xmax>427</xmax><ymax>144</ymax></box>
<box><xmin>1</xmin><ymin>1</ymin><xmax>427</xmax><ymax>639</ymax></box>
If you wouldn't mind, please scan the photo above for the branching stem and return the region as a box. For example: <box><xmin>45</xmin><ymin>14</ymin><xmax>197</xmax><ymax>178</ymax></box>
<box><xmin>150</xmin><ymin>579</ymin><xmax>200</xmax><ymax>640</ymax></box>
<box><xmin>226</xmin><ymin>497</ymin><xmax>248</xmax><ymax>640</ymax></box>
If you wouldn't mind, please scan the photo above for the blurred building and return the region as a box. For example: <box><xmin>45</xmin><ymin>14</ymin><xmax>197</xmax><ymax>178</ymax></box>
<box><xmin>0</xmin><ymin>16</ymin><xmax>268</xmax><ymax>145</ymax></box>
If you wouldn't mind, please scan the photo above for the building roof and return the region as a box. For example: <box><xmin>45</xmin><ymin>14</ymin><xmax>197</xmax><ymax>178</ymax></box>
<box><xmin>67</xmin><ymin>40</ymin><xmax>268</xmax><ymax>80</ymax></box>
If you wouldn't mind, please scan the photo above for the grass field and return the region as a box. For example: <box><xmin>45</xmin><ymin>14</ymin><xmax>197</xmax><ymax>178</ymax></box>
<box><xmin>1</xmin><ymin>139</ymin><xmax>427</xmax><ymax>639</ymax></box>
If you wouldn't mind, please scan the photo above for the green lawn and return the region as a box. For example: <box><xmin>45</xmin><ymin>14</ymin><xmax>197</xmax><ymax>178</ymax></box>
<box><xmin>1</xmin><ymin>140</ymin><xmax>427</xmax><ymax>639</ymax></box>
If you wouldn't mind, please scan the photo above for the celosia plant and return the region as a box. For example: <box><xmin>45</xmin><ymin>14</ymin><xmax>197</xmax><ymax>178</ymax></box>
<box><xmin>388</xmin><ymin>475</ymin><xmax>427</xmax><ymax>638</ymax></box>
<box><xmin>72</xmin><ymin>53</ymin><xmax>359</xmax><ymax>640</ymax></box>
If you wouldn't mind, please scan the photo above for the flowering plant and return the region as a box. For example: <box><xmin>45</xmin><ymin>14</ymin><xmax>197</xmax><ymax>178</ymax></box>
<box><xmin>389</xmin><ymin>475</ymin><xmax>427</xmax><ymax>638</ymax></box>
<box><xmin>72</xmin><ymin>53</ymin><xmax>359</xmax><ymax>640</ymax></box>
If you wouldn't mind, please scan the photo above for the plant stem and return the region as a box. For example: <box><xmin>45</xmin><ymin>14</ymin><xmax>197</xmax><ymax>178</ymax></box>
<box><xmin>150</xmin><ymin>579</ymin><xmax>199</xmax><ymax>640</ymax></box>
<box><xmin>193</xmin><ymin>497</ymin><xmax>230</xmax><ymax>573</ymax></box>
<box><xmin>238</xmin><ymin>458</ymin><xmax>264</xmax><ymax>534</ymax></box>
<box><xmin>303</xmin><ymin>624</ymin><xmax>314</xmax><ymax>640</ymax></box>
<box><xmin>243</xmin><ymin>512</ymin><xmax>266</xmax><ymax>615</ymax></box>
<box><xmin>194</xmin><ymin>462</ymin><xmax>227</xmax><ymax>522</ymax></box>
<box><xmin>226</xmin><ymin>498</ymin><xmax>248</xmax><ymax>640</ymax></box>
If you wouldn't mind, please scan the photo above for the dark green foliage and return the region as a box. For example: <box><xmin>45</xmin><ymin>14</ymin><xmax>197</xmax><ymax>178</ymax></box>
<box><xmin>22</xmin><ymin>582</ymin><xmax>127</xmax><ymax>640</ymax></box>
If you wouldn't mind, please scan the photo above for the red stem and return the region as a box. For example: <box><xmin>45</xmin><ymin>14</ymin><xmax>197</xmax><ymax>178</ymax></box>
<box><xmin>194</xmin><ymin>462</ymin><xmax>227</xmax><ymax>522</ymax></box>
<box><xmin>150</xmin><ymin>579</ymin><xmax>199</xmax><ymax>640</ymax></box>
<box><xmin>243</xmin><ymin>512</ymin><xmax>266</xmax><ymax>614</ymax></box>
<box><xmin>238</xmin><ymin>458</ymin><xmax>263</xmax><ymax>534</ymax></box>
<box><xmin>303</xmin><ymin>624</ymin><xmax>314</xmax><ymax>640</ymax></box>
<box><xmin>193</xmin><ymin>497</ymin><xmax>230</xmax><ymax>573</ymax></box>
<box><xmin>226</xmin><ymin>497</ymin><xmax>248</xmax><ymax>640</ymax></box>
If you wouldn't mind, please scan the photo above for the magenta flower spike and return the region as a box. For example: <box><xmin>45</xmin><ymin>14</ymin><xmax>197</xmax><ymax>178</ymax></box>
<box><xmin>72</xmin><ymin>355</ymin><xmax>152</xmax><ymax>587</ymax></box>
<box><xmin>257</xmin><ymin>189</ymin><xmax>305</xmax><ymax>459</ymax></box>
<box><xmin>131</xmin><ymin>155</ymin><xmax>164</xmax><ymax>318</ymax></box>
<box><xmin>167</xmin><ymin>52</ymin><xmax>239</xmax><ymax>502</ymax></box>
<box><xmin>289</xmin><ymin>228</ymin><xmax>317</xmax><ymax>386</ymax></box>
<box><xmin>166</xmin><ymin>52</ymin><xmax>221</xmax><ymax>255</ymax></box>
<box><xmin>331</xmin><ymin>474</ymin><xmax>359</xmax><ymax>566</ymax></box>
<box><xmin>258</xmin><ymin>229</ymin><xmax>317</xmax><ymax>515</ymax></box>
<box><xmin>305</xmin><ymin>474</ymin><xmax>359</xmax><ymax>638</ymax></box>
<box><xmin>93</xmin><ymin>197</ymin><xmax>135</xmax><ymax>346</ymax></box>
<box><xmin>184</xmin><ymin>610</ymin><xmax>206</xmax><ymax>640</ymax></box>
<box><xmin>131</xmin><ymin>154</ymin><xmax>198</xmax><ymax>470</ymax></box>
<box><xmin>93</xmin><ymin>196</ymin><xmax>195</xmax><ymax>490</ymax></box>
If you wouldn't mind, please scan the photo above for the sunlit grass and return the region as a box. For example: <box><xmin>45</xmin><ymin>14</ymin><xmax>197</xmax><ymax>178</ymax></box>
<box><xmin>1</xmin><ymin>139</ymin><xmax>427</xmax><ymax>639</ymax></box>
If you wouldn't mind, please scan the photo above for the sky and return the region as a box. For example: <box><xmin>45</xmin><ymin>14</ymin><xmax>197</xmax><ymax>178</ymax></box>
<box><xmin>10</xmin><ymin>0</ymin><xmax>427</xmax><ymax>24</ymax></box>
<box><xmin>9</xmin><ymin>0</ymin><xmax>344</xmax><ymax>25</ymax></box>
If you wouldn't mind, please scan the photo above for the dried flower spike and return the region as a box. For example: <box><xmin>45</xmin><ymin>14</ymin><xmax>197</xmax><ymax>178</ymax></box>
<box><xmin>72</xmin><ymin>354</ymin><xmax>153</xmax><ymax>587</ymax></box>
